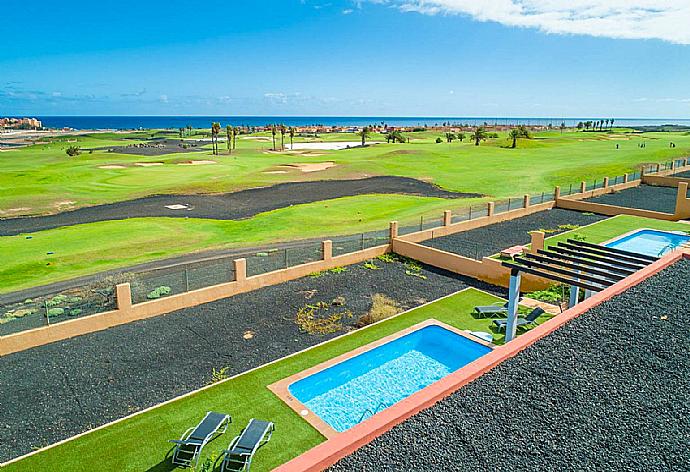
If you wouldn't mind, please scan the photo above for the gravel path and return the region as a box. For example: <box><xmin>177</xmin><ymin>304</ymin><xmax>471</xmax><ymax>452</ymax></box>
<box><xmin>0</xmin><ymin>259</ymin><xmax>503</xmax><ymax>462</ymax></box>
<box><xmin>0</xmin><ymin>177</ymin><xmax>480</xmax><ymax>236</ymax></box>
<box><xmin>421</xmin><ymin>209</ymin><xmax>608</xmax><ymax>259</ymax></box>
<box><xmin>331</xmin><ymin>259</ymin><xmax>690</xmax><ymax>472</ymax></box>
<box><xmin>586</xmin><ymin>184</ymin><xmax>679</xmax><ymax>214</ymax></box>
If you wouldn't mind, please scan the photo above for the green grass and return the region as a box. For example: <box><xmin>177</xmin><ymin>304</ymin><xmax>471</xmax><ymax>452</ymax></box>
<box><xmin>0</xmin><ymin>194</ymin><xmax>484</xmax><ymax>294</ymax></box>
<box><xmin>2</xmin><ymin>288</ymin><xmax>550</xmax><ymax>472</ymax></box>
<box><xmin>542</xmin><ymin>214</ymin><xmax>690</xmax><ymax>248</ymax></box>
<box><xmin>2</xmin><ymin>129</ymin><xmax>689</xmax><ymax>216</ymax></box>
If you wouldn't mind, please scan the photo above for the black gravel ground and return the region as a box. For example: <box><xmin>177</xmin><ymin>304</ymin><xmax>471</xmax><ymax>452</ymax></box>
<box><xmin>586</xmin><ymin>184</ymin><xmax>679</xmax><ymax>214</ymax></box>
<box><xmin>0</xmin><ymin>259</ymin><xmax>503</xmax><ymax>462</ymax></box>
<box><xmin>421</xmin><ymin>208</ymin><xmax>608</xmax><ymax>259</ymax></box>
<box><xmin>91</xmin><ymin>138</ymin><xmax>209</xmax><ymax>156</ymax></box>
<box><xmin>0</xmin><ymin>177</ymin><xmax>480</xmax><ymax>236</ymax></box>
<box><xmin>331</xmin><ymin>259</ymin><xmax>690</xmax><ymax>472</ymax></box>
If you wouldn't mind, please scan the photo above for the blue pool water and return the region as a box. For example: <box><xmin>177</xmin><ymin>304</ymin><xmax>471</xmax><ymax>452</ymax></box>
<box><xmin>289</xmin><ymin>325</ymin><xmax>491</xmax><ymax>432</ymax></box>
<box><xmin>606</xmin><ymin>229</ymin><xmax>690</xmax><ymax>257</ymax></box>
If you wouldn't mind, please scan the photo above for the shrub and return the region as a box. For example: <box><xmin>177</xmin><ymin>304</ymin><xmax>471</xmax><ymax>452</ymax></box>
<box><xmin>46</xmin><ymin>295</ymin><xmax>68</xmax><ymax>307</ymax></box>
<box><xmin>376</xmin><ymin>253</ymin><xmax>398</xmax><ymax>263</ymax></box>
<box><xmin>362</xmin><ymin>260</ymin><xmax>381</xmax><ymax>270</ymax></box>
<box><xmin>527</xmin><ymin>284</ymin><xmax>566</xmax><ymax>303</ymax></box>
<box><xmin>146</xmin><ymin>286</ymin><xmax>172</xmax><ymax>299</ymax></box>
<box><xmin>357</xmin><ymin>294</ymin><xmax>400</xmax><ymax>327</ymax></box>
<box><xmin>46</xmin><ymin>307</ymin><xmax>65</xmax><ymax>318</ymax></box>
<box><xmin>295</xmin><ymin>302</ymin><xmax>352</xmax><ymax>335</ymax></box>
<box><xmin>69</xmin><ymin>308</ymin><xmax>82</xmax><ymax>317</ymax></box>
<box><xmin>435</xmin><ymin>137</ymin><xmax>443</xmax><ymax>143</ymax></box>
<box><xmin>329</xmin><ymin>266</ymin><xmax>347</xmax><ymax>274</ymax></box>
<box><xmin>309</xmin><ymin>271</ymin><xmax>326</xmax><ymax>278</ymax></box>
<box><xmin>210</xmin><ymin>367</ymin><xmax>230</xmax><ymax>384</ymax></box>
<box><xmin>403</xmin><ymin>259</ymin><xmax>427</xmax><ymax>279</ymax></box>
<box><xmin>65</xmin><ymin>146</ymin><xmax>80</xmax><ymax>157</ymax></box>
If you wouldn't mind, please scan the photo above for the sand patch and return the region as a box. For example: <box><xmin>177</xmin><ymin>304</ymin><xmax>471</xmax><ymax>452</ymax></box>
<box><xmin>0</xmin><ymin>207</ymin><xmax>31</xmax><ymax>217</ymax></box>
<box><xmin>242</xmin><ymin>136</ymin><xmax>272</xmax><ymax>141</ymax></box>
<box><xmin>135</xmin><ymin>162</ymin><xmax>165</xmax><ymax>167</ymax></box>
<box><xmin>278</xmin><ymin>162</ymin><xmax>336</xmax><ymax>173</ymax></box>
<box><xmin>165</xmin><ymin>204</ymin><xmax>191</xmax><ymax>210</ymax></box>
<box><xmin>178</xmin><ymin>160</ymin><xmax>217</xmax><ymax>166</ymax></box>
<box><xmin>55</xmin><ymin>201</ymin><xmax>76</xmax><ymax>206</ymax></box>
<box><xmin>264</xmin><ymin>170</ymin><xmax>289</xmax><ymax>174</ymax></box>
<box><xmin>99</xmin><ymin>165</ymin><xmax>127</xmax><ymax>169</ymax></box>
<box><xmin>287</xmin><ymin>142</ymin><xmax>382</xmax><ymax>151</ymax></box>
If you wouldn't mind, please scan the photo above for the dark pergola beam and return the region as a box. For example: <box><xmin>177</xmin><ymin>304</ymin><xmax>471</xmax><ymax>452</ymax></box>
<box><xmin>550</xmin><ymin>245</ymin><xmax>644</xmax><ymax>271</ymax></box>
<box><xmin>536</xmin><ymin>249</ymin><xmax>635</xmax><ymax>276</ymax></box>
<box><xmin>558</xmin><ymin>242</ymin><xmax>649</xmax><ymax>267</ymax></box>
<box><xmin>522</xmin><ymin>252</ymin><xmax>626</xmax><ymax>282</ymax></box>
<box><xmin>502</xmin><ymin>261</ymin><xmax>608</xmax><ymax>292</ymax></box>
<box><xmin>513</xmin><ymin>256</ymin><xmax>617</xmax><ymax>287</ymax></box>
<box><xmin>568</xmin><ymin>239</ymin><xmax>658</xmax><ymax>262</ymax></box>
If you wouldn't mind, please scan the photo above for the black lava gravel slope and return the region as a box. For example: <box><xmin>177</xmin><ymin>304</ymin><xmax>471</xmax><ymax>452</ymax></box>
<box><xmin>586</xmin><ymin>184</ymin><xmax>679</xmax><ymax>213</ymax></box>
<box><xmin>0</xmin><ymin>177</ymin><xmax>480</xmax><ymax>236</ymax></box>
<box><xmin>331</xmin><ymin>259</ymin><xmax>690</xmax><ymax>472</ymax></box>
<box><xmin>0</xmin><ymin>260</ymin><xmax>503</xmax><ymax>462</ymax></box>
<box><xmin>422</xmin><ymin>208</ymin><xmax>608</xmax><ymax>258</ymax></box>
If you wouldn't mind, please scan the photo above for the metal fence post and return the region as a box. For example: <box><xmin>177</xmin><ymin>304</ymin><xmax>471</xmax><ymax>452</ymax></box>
<box><xmin>44</xmin><ymin>300</ymin><xmax>50</xmax><ymax>326</ymax></box>
<box><xmin>361</xmin><ymin>233</ymin><xmax>365</xmax><ymax>250</ymax></box>
<box><xmin>469</xmin><ymin>206</ymin><xmax>473</xmax><ymax>220</ymax></box>
<box><xmin>184</xmin><ymin>268</ymin><xmax>190</xmax><ymax>292</ymax></box>
<box><xmin>419</xmin><ymin>216</ymin><xmax>423</xmax><ymax>232</ymax></box>
<box><xmin>284</xmin><ymin>248</ymin><xmax>289</xmax><ymax>268</ymax></box>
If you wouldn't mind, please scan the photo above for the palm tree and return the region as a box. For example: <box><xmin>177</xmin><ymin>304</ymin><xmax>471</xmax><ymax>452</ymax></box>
<box><xmin>457</xmin><ymin>132</ymin><xmax>466</xmax><ymax>142</ymax></box>
<box><xmin>279</xmin><ymin>125</ymin><xmax>286</xmax><ymax>151</ymax></box>
<box><xmin>232</xmin><ymin>126</ymin><xmax>238</xmax><ymax>150</ymax></box>
<box><xmin>560</xmin><ymin>122</ymin><xmax>566</xmax><ymax>134</ymax></box>
<box><xmin>358</xmin><ymin>126</ymin><xmax>370</xmax><ymax>146</ymax></box>
<box><xmin>186</xmin><ymin>125</ymin><xmax>192</xmax><ymax>136</ymax></box>
<box><xmin>445</xmin><ymin>132</ymin><xmax>455</xmax><ymax>143</ymax></box>
<box><xmin>211</xmin><ymin>122</ymin><xmax>221</xmax><ymax>155</ymax></box>
<box><xmin>385</xmin><ymin>131</ymin><xmax>396</xmax><ymax>143</ymax></box>
<box><xmin>610</xmin><ymin>118</ymin><xmax>615</xmax><ymax>130</ymax></box>
<box><xmin>470</xmin><ymin>127</ymin><xmax>488</xmax><ymax>146</ymax></box>
<box><xmin>289</xmin><ymin>127</ymin><xmax>295</xmax><ymax>150</ymax></box>
<box><xmin>271</xmin><ymin>125</ymin><xmax>277</xmax><ymax>151</ymax></box>
<box><xmin>509</xmin><ymin>129</ymin><xmax>520</xmax><ymax>148</ymax></box>
<box><xmin>179</xmin><ymin>127</ymin><xmax>184</xmax><ymax>139</ymax></box>
<box><xmin>226</xmin><ymin>125</ymin><xmax>233</xmax><ymax>153</ymax></box>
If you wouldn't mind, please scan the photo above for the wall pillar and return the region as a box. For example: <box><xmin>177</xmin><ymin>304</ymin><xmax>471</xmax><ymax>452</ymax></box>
<box><xmin>623</xmin><ymin>173</ymin><xmax>629</xmax><ymax>183</ymax></box>
<box><xmin>322</xmin><ymin>240</ymin><xmax>333</xmax><ymax>262</ymax></box>
<box><xmin>505</xmin><ymin>270</ymin><xmax>522</xmax><ymax>343</ymax></box>
<box><xmin>674</xmin><ymin>182</ymin><xmax>690</xmax><ymax>219</ymax></box>
<box><xmin>603</xmin><ymin>177</ymin><xmax>610</xmax><ymax>188</ymax></box>
<box><xmin>443</xmin><ymin>210</ymin><xmax>452</xmax><ymax>226</ymax></box>
<box><xmin>580</xmin><ymin>181</ymin><xmax>587</xmax><ymax>193</ymax></box>
<box><xmin>656</xmin><ymin>163</ymin><xmax>661</xmax><ymax>173</ymax></box>
<box><xmin>116</xmin><ymin>283</ymin><xmax>132</xmax><ymax>311</ymax></box>
<box><xmin>487</xmin><ymin>202</ymin><xmax>495</xmax><ymax>217</ymax></box>
<box><xmin>523</xmin><ymin>194</ymin><xmax>530</xmax><ymax>208</ymax></box>
<box><xmin>389</xmin><ymin>221</ymin><xmax>399</xmax><ymax>241</ymax></box>
<box><xmin>554</xmin><ymin>186</ymin><xmax>561</xmax><ymax>201</ymax></box>
<box><xmin>671</xmin><ymin>160</ymin><xmax>676</xmax><ymax>170</ymax></box>
<box><xmin>529</xmin><ymin>231</ymin><xmax>545</xmax><ymax>255</ymax></box>
<box><xmin>234</xmin><ymin>258</ymin><xmax>247</xmax><ymax>283</ymax></box>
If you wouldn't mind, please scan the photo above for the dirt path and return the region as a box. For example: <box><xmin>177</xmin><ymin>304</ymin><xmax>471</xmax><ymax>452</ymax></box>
<box><xmin>0</xmin><ymin>177</ymin><xmax>481</xmax><ymax>236</ymax></box>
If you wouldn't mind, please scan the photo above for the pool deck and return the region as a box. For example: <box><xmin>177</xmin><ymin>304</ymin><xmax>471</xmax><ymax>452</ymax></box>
<box><xmin>268</xmin><ymin>319</ymin><xmax>494</xmax><ymax>439</ymax></box>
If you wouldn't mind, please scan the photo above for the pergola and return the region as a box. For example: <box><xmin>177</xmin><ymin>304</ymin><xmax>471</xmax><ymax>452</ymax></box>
<box><xmin>500</xmin><ymin>238</ymin><xmax>658</xmax><ymax>342</ymax></box>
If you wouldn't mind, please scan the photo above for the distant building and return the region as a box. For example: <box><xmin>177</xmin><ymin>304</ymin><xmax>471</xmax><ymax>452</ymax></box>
<box><xmin>0</xmin><ymin>117</ymin><xmax>42</xmax><ymax>130</ymax></box>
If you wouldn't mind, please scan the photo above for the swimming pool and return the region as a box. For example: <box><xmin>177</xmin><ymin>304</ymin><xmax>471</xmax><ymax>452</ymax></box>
<box><xmin>606</xmin><ymin>229</ymin><xmax>690</xmax><ymax>257</ymax></box>
<box><xmin>288</xmin><ymin>323</ymin><xmax>492</xmax><ymax>433</ymax></box>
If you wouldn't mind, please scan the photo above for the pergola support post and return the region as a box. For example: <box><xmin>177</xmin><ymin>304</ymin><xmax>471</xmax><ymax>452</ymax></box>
<box><xmin>569</xmin><ymin>285</ymin><xmax>579</xmax><ymax>308</ymax></box>
<box><xmin>505</xmin><ymin>269</ymin><xmax>522</xmax><ymax>343</ymax></box>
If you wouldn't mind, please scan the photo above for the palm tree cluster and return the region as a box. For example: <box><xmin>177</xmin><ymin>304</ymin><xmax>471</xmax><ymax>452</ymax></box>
<box><xmin>211</xmin><ymin>122</ymin><xmax>221</xmax><ymax>155</ymax></box>
<box><xmin>208</xmin><ymin>122</ymin><xmax>240</xmax><ymax>155</ymax></box>
<box><xmin>470</xmin><ymin>127</ymin><xmax>489</xmax><ymax>146</ymax></box>
<box><xmin>225</xmin><ymin>125</ymin><xmax>239</xmax><ymax>153</ymax></box>
<box><xmin>578</xmin><ymin>119</ymin><xmax>615</xmax><ymax>132</ymax></box>
<box><xmin>442</xmin><ymin>132</ymin><xmax>467</xmax><ymax>143</ymax></box>
<box><xmin>508</xmin><ymin>125</ymin><xmax>531</xmax><ymax>148</ymax></box>
<box><xmin>385</xmin><ymin>130</ymin><xmax>406</xmax><ymax>143</ymax></box>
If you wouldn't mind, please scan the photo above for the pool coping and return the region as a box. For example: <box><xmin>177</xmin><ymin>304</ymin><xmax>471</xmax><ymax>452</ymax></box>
<box><xmin>274</xmin><ymin>249</ymin><xmax>690</xmax><ymax>472</ymax></box>
<box><xmin>267</xmin><ymin>319</ymin><xmax>494</xmax><ymax>439</ymax></box>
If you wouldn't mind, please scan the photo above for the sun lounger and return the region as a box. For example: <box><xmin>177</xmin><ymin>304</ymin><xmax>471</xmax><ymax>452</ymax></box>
<box><xmin>493</xmin><ymin>307</ymin><xmax>545</xmax><ymax>332</ymax></box>
<box><xmin>474</xmin><ymin>301</ymin><xmax>511</xmax><ymax>317</ymax></box>
<box><xmin>221</xmin><ymin>419</ymin><xmax>275</xmax><ymax>472</ymax></box>
<box><xmin>169</xmin><ymin>411</ymin><xmax>231</xmax><ymax>467</ymax></box>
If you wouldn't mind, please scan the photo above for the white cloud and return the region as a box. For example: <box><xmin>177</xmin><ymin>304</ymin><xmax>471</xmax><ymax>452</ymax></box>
<box><xmin>375</xmin><ymin>0</ymin><xmax>690</xmax><ymax>44</ymax></box>
<box><xmin>159</xmin><ymin>94</ymin><xmax>169</xmax><ymax>103</ymax></box>
<box><xmin>342</xmin><ymin>8</ymin><xmax>354</xmax><ymax>14</ymax></box>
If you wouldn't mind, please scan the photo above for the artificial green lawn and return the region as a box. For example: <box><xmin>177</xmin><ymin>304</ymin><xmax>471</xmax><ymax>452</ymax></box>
<box><xmin>2</xmin><ymin>287</ymin><xmax>550</xmax><ymax>472</ymax></box>
<box><xmin>0</xmin><ymin>194</ymin><xmax>487</xmax><ymax>294</ymax></box>
<box><xmin>542</xmin><ymin>214</ymin><xmax>690</xmax><ymax>248</ymax></box>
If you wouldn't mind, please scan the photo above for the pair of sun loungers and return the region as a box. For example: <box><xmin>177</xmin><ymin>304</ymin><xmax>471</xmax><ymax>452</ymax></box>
<box><xmin>473</xmin><ymin>300</ymin><xmax>545</xmax><ymax>331</ymax></box>
<box><xmin>169</xmin><ymin>411</ymin><xmax>274</xmax><ymax>471</ymax></box>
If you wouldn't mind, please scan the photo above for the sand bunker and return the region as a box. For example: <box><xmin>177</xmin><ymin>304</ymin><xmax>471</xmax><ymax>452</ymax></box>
<box><xmin>0</xmin><ymin>207</ymin><xmax>31</xmax><ymax>217</ymax></box>
<box><xmin>287</xmin><ymin>142</ymin><xmax>382</xmax><ymax>151</ymax></box>
<box><xmin>279</xmin><ymin>162</ymin><xmax>336</xmax><ymax>173</ymax></box>
<box><xmin>178</xmin><ymin>160</ymin><xmax>217</xmax><ymax>166</ymax></box>
<box><xmin>264</xmin><ymin>170</ymin><xmax>289</xmax><ymax>174</ymax></box>
<box><xmin>99</xmin><ymin>165</ymin><xmax>127</xmax><ymax>169</ymax></box>
<box><xmin>135</xmin><ymin>162</ymin><xmax>165</xmax><ymax>167</ymax></box>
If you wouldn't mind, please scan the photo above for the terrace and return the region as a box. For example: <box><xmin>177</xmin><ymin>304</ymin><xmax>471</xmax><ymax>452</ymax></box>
<box><xmin>2</xmin><ymin>163</ymin><xmax>690</xmax><ymax>472</ymax></box>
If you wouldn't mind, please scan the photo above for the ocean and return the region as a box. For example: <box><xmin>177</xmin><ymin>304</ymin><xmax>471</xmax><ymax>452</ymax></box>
<box><xmin>34</xmin><ymin>116</ymin><xmax>690</xmax><ymax>131</ymax></box>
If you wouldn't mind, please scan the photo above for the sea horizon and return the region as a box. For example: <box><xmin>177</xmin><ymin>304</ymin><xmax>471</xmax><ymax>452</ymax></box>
<box><xmin>21</xmin><ymin>115</ymin><xmax>690</xmax><ymax>131</ymax></box>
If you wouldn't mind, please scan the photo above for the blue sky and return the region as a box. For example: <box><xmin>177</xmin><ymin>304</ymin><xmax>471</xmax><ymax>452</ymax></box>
<box><xmin>1</xmin><ymin>0</ymin><xmax>689</xmax><ymax>117</ymax></box>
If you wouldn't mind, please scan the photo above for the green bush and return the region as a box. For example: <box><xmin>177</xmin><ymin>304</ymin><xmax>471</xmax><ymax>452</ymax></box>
<box><xmin>69</xmin><ymin>309</ymin><xmax>83</xmax><ymax>317</ymax></box>
<box><xmin>46</xmin><ymin>295</ymin><xmax>68</xmax><ymax>307</ymax></box>
<box><xmin>435</xmin><ymin>137</ymin><xmax>443</xmax><ymax>143</ymax></box>
<box><xmin>46</xmin><ymin>307</ymin><xmax>65</xmax><ymax>317</ymax></box>
<box><xmin>146</xmin><ymin>286</ymin><xmax>172</xmax><ymax>300</ymax></box>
